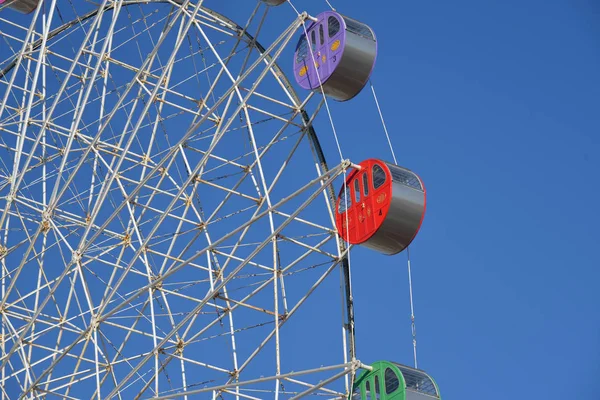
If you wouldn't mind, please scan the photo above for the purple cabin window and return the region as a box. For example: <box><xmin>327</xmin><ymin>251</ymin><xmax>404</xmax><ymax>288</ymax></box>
<box><xmin>328</xmin><ymin>16</ymin><xmax>340</xmax><ymax>37</ymax></box>
<box><xmin>296</xmin><ymin>36</ymin><xmax>308</xmax><ymax>63</ymax></box>
<box><xmin>319</xmin><ymin>24</ymin><xmax>324</xmax><ymax>46</ymax></box>
<box><xmin>342</xmin><ymin>16</ymin><xmax>375</xmax><ymax>41</ymax></box>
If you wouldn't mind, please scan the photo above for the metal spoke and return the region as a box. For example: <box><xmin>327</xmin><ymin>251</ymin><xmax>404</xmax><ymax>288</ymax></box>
<box><xmin>0</xmin><ymin>1</ymin><xmax>358</xmax><ymax>398</ymax></box>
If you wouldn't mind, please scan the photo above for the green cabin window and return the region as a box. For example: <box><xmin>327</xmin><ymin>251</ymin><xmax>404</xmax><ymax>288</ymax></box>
<box><xmin>373</xmin><ymin>164</ymin><xmax>386</xmax><ymax>189</ymax></box>
<box><xmin>385</xmin><ymin>368</ymin><xmax>400</xmax><ymax>394</ymax></box>
<box><xmin>352</xmin><ymin>385</ymin><xmax>361</xmax><ymax>400</ymax></box>
<box><xmin>365</xmin><ymin>381</ymin><xmax>371</xmax><ymax>400</ymax></box>
<box><xmin>396</xmin><ymin>365</ymin><xmax>438</xmax><ymax>397</ymax></box>
<box><xmin>374</xmin><ymin>376</ymin><xmax>381</xmax><ymax>399</ymax></box>
<box><xmin>394</xmin><ymin>364</ymin><xmax>439</xmax><ymax>396</ymax></box>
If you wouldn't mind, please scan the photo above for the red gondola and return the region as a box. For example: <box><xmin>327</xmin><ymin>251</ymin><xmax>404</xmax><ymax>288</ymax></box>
<box><xmin>335</xmin><ymin>159</ymin><xmax>426</xmax><ymax>255</ymax></box>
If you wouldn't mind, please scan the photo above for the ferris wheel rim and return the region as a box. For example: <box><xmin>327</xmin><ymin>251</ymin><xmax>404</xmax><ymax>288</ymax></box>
<box><xmin>0</xmin><ymin>2</ymin><xmax>358</xmax><ymax>398</ymax></box>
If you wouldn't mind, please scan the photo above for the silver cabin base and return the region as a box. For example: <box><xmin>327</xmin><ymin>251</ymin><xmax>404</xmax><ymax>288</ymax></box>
<box><xmin>3</xmin><ymin>0</ymin><xmax>39</xmax><ymax>14</ymax></box>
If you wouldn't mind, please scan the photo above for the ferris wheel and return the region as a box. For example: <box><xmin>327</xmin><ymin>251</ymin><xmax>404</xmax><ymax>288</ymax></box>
<box><xmin>0</xmin><ymin>0</ymin><xmax>440</xmax><ymax>399</ymax></box>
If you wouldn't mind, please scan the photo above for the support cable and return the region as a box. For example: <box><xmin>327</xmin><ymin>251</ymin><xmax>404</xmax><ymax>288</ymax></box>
<box><xmin>287</xmin><ymin>2</ymin><xmax>344</xmax><ymax>163</ymax></box>
<box><xmin>286</xmin><ymin>2</ymin><xmax>357</xmax><ymax>394</ymax></box>
<box><xmin>324</xmin><ymin>0</ymin><xmax>336</xmax><ymax>11</ymax></box>
<box><xmin>407</xmin><ymin>247</ymin><xmax>418</xmax><ymax>369</ymax></box>
<box><xmin>370</xmin><ymin>81</ymin><xmax>397</xmax><ymax>164</ymax></box>
<box><xmin>370</xmin><ymin>80</ymin><xmax>419</xmax><ymax>369</ymax></box>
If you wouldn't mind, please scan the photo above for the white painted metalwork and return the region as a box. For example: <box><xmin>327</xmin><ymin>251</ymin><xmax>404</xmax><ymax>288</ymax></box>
<box><xmin>0</xmin><ymin>1</ymin><xmax>359</xmax><ymax>398</ymax></box>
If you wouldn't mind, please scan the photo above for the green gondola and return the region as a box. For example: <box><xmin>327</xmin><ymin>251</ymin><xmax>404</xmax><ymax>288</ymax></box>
<box><xmin>351</xmin><ymin>361</ymin><xmax>441</xmax><ymax>400</ymax></box>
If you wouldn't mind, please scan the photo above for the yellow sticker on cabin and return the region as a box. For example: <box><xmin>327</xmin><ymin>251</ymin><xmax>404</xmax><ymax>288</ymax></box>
<box><xmin>299</xmin><ymin>66</ymin><xmax>308</xmax><ymax>77</ymax></box>
<box><xmin>331</xmin><ymin>40</ymin><xmax>341</xmax><ymax>51</ymax></box>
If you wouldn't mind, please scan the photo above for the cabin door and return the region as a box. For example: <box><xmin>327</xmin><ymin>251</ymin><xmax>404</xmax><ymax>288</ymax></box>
<box><xmin>371</xmin><ymin>163</ymin><xmax>390</xmax><ymax>229</ymax></box>
<box><xmin>327</xmin><ymin>15</ymin><xmax>343</xmax><ymax>67</ymax></box>
<box><xmin>360</xmin><ymin>171</ymin><xmax>375</xmax><ymax>240</ymax></box>
<box><xmin>345</xmin><ymin>181</ymin><xmax>358</xmax><ymax>242</ymax></box>
<box><xmin>367</xmin><ymin>371</ymin><xmax>383</xmax><ymax>400</ymax></box>
<box><xmin>353</xmin><ymin>172</ymin><xmax>370</xmax><ymax>242</ymax></box>
<box><xmin>314</xmin><ymin>21</ymin><xmax>329</xmax><ymax>82</ymax></box>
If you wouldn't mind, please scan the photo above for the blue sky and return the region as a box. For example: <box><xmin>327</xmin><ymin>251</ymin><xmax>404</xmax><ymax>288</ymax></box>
<box><xmin>1</xmin><ymin>0</ymin><xmax>598</xmax><ymax>398</ymax></box>
<box><xmin>300</xmin><ymin>0</ymin><xmax>600</xmax><ymax>398</ymax></box>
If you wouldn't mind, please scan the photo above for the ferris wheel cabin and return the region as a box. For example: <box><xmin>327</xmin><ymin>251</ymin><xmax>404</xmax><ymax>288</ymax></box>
<box><xmin>293</xmin><ymin>11</ymin><xmax>377</xmax><ymax>101</ymax></box>
<box><xmin>0</xmin><ymin>0</ymin><xmax>39</xmax><ymax>13</ymax></box>
<box><xmin>336</xmin><ymin>159</ymin><xmax>426</xmax><ymax>255</ymax></box>
<box><xmin>352</xmin><ymin>361</ymin><xmax>441</xmax><ymax>400</ymax></box>
<box><xmin>261</xmin><ymin>0</ymin><xmax>286</xmax><ymax>5</ymax></box>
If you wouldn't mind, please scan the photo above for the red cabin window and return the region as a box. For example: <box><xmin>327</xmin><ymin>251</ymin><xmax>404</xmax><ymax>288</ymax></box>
<box><xmin>354</xmin><ymin>178</ymin><xmax>360</xmax><ymax>203</ymax></box>
<box><xmin>373</xmin><ymin>164</ymin><xmax>386</xmax><ymax>189</ymax></box>
<box><xmin>338</xmin><ymin>187</ymin><xmax>350</xmax><ymax>214</ymax></box>
<box><xmin>362</xmin><ymin>173</ymin><xmax>369</xmax><ymax>197</ymax></box>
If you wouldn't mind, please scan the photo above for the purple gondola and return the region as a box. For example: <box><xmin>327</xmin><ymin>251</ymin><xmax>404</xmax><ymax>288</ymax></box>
<box><xmin>293</xmin><ymin>11</ymin><xmax>377</xmax><ymax>102</ymax></box>
<box><xmin>0</xmin><ymin>0</ymin><xmax>39</xmax><ymax>13</ymax></box>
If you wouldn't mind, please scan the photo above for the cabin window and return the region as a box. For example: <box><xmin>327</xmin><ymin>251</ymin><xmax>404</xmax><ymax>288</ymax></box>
<box><xmin>311</xmin><ymin>30</ymin><xmax>317</xmax><ymax>51</ymax></box>
<box><xmin>354</xmin><ymin>179</ymin><xmax>360</xmax><ymax>203</ymax></box>
<box><xmin>296</xmin><ymin>36</ymin><xmax>308</xmax><ymax>63</ymax></box>
<box><xmin>352</xmin><ymin>385</ymin><xmax>361</xmax><ymax>400</ymax></box>
<box><xmin>365</xmin><ymin>381</ymin><xmax>371</xmax><ymax>400</ymax></box>
<box><xmin>319</xmin><ymin>24</ymin><xmax>325</xmax><ymax>45</ymax></box>
<box><xmin>342</xmin><ymin>16</ymin><xmax>375</xmax><ymax>41</ymax></box>
<box><xmin>338</xmin><ymin>188</ymin><xmax>350</xmax><ymax>214</ymax></box>
<box><xmin>328</xmin><ymin>16</ymin><xmax>340</xmax><ymax>37</ymax></box>
<box><xmin>385</xmin><ymin>368</ymin><xmax>400</xmax><ymax>394</ymax></box>
<box><xmin>372</xmin><ymin>164</ymin><xmax>386</xmax><ymax>189</ymax></box>
<box><xmin>362</xmin><ymin>173</ymin><xmax>369</xmax><ymax>197</ymax></box>
<box><xmin>395</xmin><ymin>365</ymin><xmax>438</xmax><ymax>396</ymax></box>
<box><xmin>374</xmin><ymin>376</ymin><xmax>381</xmax><ymax>399</ymax></box>
<box><xmin>389</xmin><ymin>167</ymin><xmax>423</xmax><ymax>191</ymax></box>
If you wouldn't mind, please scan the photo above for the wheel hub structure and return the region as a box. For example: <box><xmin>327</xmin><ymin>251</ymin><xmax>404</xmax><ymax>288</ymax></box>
<box><xmin>0</xmin><ymin>1</ymin><xmax>357</xmax><ymax>398</ymax></box>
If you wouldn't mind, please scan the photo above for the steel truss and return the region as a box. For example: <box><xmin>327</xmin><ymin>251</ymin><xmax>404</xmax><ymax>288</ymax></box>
<box><xmin>0</xmin><ymin>1</ymin><xmax>358</xmax><ymax>399</ymax></box>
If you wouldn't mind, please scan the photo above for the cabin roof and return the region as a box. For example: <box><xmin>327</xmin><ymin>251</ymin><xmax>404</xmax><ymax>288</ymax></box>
<box><xmin>393</xmin><ymin>363</ymin><xmax>439</xmax><ymax>397</ymax></box>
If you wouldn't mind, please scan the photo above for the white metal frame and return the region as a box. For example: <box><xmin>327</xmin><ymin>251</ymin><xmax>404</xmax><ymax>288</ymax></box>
<box><xmin>0</xmin><ymin>1</ymin><xmax>358</xmax><ymax>398</ymax></box>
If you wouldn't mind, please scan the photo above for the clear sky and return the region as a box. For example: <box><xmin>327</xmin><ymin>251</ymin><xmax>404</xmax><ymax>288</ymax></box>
<box><xmin>302</xmin><ymin>1</ymin><xmax>600</xmax><ymax>399</ymax></box>
<box><xmin>156</xmin><ymin>0</ymin><xmax>600</xmax><ymax>397</ymax></box>
<box><xmin>1</xmin><ymin>1</ymin><xmax>598</xmax><ymax>398</ymax></box>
